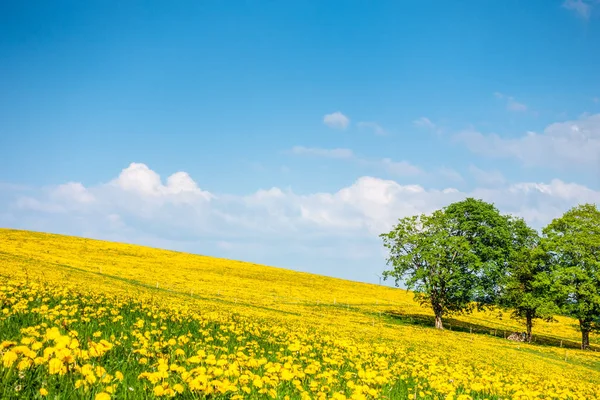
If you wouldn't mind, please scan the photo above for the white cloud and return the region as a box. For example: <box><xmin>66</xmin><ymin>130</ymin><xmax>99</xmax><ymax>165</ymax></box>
<box><xmin>357</xmin><ymin>121</ymin><xmax>387</xmax><ymax>136</ymax></box>
<box><xmin>291</xmin><ymin>146</ymin><xmax>354</xmax><ymax>159</ymax></box>
<box><xmin>4</xmin><ymin>162</ymin><xmax>600</xmax><ymax>282</ymax></box>
<box><xmin>290</xmin><ymin>146</ymin><xmax>422</xmax><ymax>177</ymax></box>
<box><xmin>563</xmin><ymin>0</ymin><xmax>593</xmax><ymax>19</ymax></box>
<box><xmin>16</xmin><ymin>197</ymin><xmax>66</xmax><ymax>213</ymax></box>
<box><xmin>51</xmin><ymin>182</ymin><xmax>95</xmax><ymax>204</ymax></box>
<box><xmin>494</xmin><ymin>92</ymin><xmax>528</xmax><ymax>112</ymax></box>
<box><xmin>323</xmin><ymin>111</ymin><xmax>350</xmax><ymax>130</ymax></box>
<box><xmin>413</xmin><ymin>117</ymin><xmax>444</xmax><ymax>135</ymax></box>
<box><xmin>111</xmin><ymin>163</ymin><xmax>212</xmax><ymax>200</ymax></box>
<box><xmin>455</xmin><ymin>113</ymin><xmax>600</xmax><ymax>168</ymax></box>
<box><xmin>507</xmin><ymin>99</ymin><xmax>528</xmax><ymax>112</ymax></box>
<box><xmin>468</xmin><ymin>165</ymin><xmax>506</xmax><ymax>187</ymax></box>
<box><xmin>11</xmin><ymin>163</ymin><xmax>599</xmax><ymax>234</ymax></box>
<box><xmin>413</xmin><ymin>117</ymin><xmax>437</xmax><ymax>131</ymax></box>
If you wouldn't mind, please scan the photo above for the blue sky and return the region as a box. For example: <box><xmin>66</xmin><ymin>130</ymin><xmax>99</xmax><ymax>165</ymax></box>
<box><xmin>1</xmin><ymin>0</ymin><xmax>600</xmax><ymax>284</ymax></box>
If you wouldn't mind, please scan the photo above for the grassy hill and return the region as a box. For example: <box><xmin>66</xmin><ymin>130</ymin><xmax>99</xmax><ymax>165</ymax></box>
<box><xmin>1</xmin><ymin>228</ymin><xmax>599</xmax><ymax>399</ymax></box>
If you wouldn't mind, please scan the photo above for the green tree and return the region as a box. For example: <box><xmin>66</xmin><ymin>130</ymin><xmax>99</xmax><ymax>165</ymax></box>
<box><xmin>542</xmin><ymin>203</ymin><xmax>600</xmax><ymax>350</ymax></box>
<box><xmin>381</xmin><ymin>210</ymin><xmax>479</xmax><ymax>329</ymax></box>
<box><xmin>443</xmin><ymin>198</ymin><xmax>512</xmax><ymax>306</ymax></box>
<box><xmin>500</xmin><ymin>217</ymin><xmax>557</xmax><ymax>342</ymax></box>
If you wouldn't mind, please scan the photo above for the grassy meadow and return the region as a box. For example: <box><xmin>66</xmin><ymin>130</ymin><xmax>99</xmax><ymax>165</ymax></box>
<box><xmin>1</xmin><ymin>228</ymin><xmax>599</xmax><ymax>399</ymax></box>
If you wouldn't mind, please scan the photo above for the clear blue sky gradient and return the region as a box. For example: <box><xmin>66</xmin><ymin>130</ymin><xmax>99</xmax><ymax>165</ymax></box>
<box><xmin>1</xmin><ymin>1</ymin><xmax>599</xmax><ymax>283</ymax></box>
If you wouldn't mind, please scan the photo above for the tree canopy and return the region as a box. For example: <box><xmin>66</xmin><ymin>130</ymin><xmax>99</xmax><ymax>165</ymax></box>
<box><xmin>381</xmin><ymin>198</ymin><xmax>512</xmax><ymax>329</ymax></box>
<box><xmin>499</xmin><ymin>216</ymin><xmax>557</xmax><ymax>342</ymax></box>
<box><xmin>542</xmin><ymin>203</ymin><xmax>600</xmax><ymax>350</ymax></box>
<box><xmin>444</xmin><ymin>198</ymin><xmax>512</xmax><ymax>306</ymax></box>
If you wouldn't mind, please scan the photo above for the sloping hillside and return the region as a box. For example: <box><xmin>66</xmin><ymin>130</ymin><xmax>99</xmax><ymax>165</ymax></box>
<box><xmin>1</xmin><ymin>228</ymin><xmax>599</xmax><ymax>399</ymax></box>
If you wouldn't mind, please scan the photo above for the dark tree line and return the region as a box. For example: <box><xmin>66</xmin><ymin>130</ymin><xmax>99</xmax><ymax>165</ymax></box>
<box><xmin>380</xmin><ymin>199</ymin><xmax>600</xmax><ymax>350</ymax></box>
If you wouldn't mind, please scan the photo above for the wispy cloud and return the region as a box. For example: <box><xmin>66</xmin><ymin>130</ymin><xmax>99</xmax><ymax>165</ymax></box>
<box><xmin>494</xmin><ymin>92</ymin><xmax>528</xmax><ymax>112</ymax></box>
<box><xmin>562</xmin><ymin>0</ymin><xmax>593</xmax><ymax>19</ymax></box>
<box><xmin>438</xmin><ymin>167</ymin><xmax>464</xmax><ymax>183</ymax></box>
<box><xmin>291</xmin><ymin>146</ymin><xmax>354</xmax><ymax>159</ymax></box>
<box><xmin>413</xmin><ymin>117</ymin><xmax>443</xmax><ymax>134</ymax></box>
<box><xmin>379</xmin><ymin>159</ymin><xmax>423</xmax><ymax>176</ymax></box>
<box><xmin>413</xmin><ymin>117</ymin><xmax>435</xmax><ymax>130</ymax></box>
<box><xmin>468</xmin><ymin>165</ymin><xmax>506</xmax><ymax>187</ymax></box>
<box><xmin>357</xmin><ymin>121</ymin><xmax>387</xmax><ymax>136</ymax></box>
<box><xmin>507</xmin><ymin>99</ymin><xmax>528</xmax><ymax>112</ymax></box>
<box><xmin>323</xmin><ymin>111</ymin><xmax>350</xmax><ymax>130</ymax></box>
<box><xmin>290</xmin><ymin>146</ymin><xmax>422</xmax><ymax>177</ymax></box>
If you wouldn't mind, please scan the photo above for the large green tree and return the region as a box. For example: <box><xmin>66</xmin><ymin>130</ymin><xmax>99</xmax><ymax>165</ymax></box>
<box><xmin>381</xmin><ymin>198</ymin><xmax>512</xmax><ymax>329</ymax></box>
<box><xmin>443</xmin><ymin>198</ymin><xmax>512</xmax><ymax>306</ymax></box>
<box><xmin>542</xmin><ymin>203</ymin><xmax>600</xmax><ymax>350</ymax></box>
<box><xmin>499</xmin><ymin>217</ymin><xmax>557</xmax><ymax>342</ymax></box>
<box><xmin>381</xmin><ymin>210</ymin><xmax>478</xmax><ymax>329</ymax></box>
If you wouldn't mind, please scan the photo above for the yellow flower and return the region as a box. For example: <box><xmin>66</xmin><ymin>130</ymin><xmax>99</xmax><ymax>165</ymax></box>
<box><xmin>253</xmin><ymin>377</ymin><xmax>263</xmax><ymax>388</ymax></box>
<box><xmin>95</xmin><ymin>393</ymin><xmax>111</xmax><ymax>400</ymax></box>
<box><xmin>153</xmin><ymin>386</ymin><xmax>165</xmax><ymax>396</ymax></box>
<box><xmin>173</xmin><ymin>384</ymin><xmax>185</xmax><ymax>394</ymax></box>
<box><xmin>48</xmin><ymin>358</ymin><xmax>65</xmax><ymax>375</ymax></box>
<box><xmin>2</xmin><ymin>350</ymin><xmax>18</xmax><ymax>367</ymax></box>
<box><xmin>3</xmin><ymin>228</ymin><xmax>600</xmax><ymax>400</ymax></box>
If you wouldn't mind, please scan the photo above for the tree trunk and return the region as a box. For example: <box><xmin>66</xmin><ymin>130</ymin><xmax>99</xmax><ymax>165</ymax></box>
<box><xmin>526</xmin><ymin>314</ymin><xmax>533</xmax><ymax>343</ymax></box>
<box><xmin>582</xmin><ymin>330</ymin><xmax>590</xmax><ymax>350</ymax></box>
<box><xmin>434</xmin><ymin>313</ymin><xmax>444</xmax><ymax>330</ymax></box>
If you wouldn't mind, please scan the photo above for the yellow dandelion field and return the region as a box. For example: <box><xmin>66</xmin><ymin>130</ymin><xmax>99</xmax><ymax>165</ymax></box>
<box><xmin>1</xmin><ymin>228</ymin><xmax>599</xmax><ymax>399</ymax></box>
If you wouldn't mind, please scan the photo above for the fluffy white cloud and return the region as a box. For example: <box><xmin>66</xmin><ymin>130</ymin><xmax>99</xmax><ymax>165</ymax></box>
<box><xmin>51</xmin><ymin>182</ymin><xmax>95</xmax><ymax>204</ymax></box>
<box><xmin>10</xmin><ymin>163</ymin><xmax>599</xmax><ymax>233</ymax></box>
<box><xmin>323</xmin><ymin>112</ymin><xmax>350</xmax><ymax>130</ymax></box>
<box><xmin>455</xmin><ymin>113</ymin><xmax>600</xmax><ymax>168</ymax></box>
<box><xmin>111</xmin><ymin>163</ymin><xmax>213</xmax><ymax>201</ymax></box>
<box><xmin>2</xmin><ymin>162</ymin><xmax>599</xmax><ymax>282</ymax></box>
